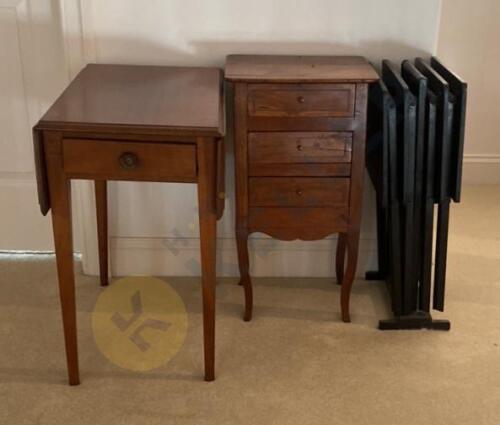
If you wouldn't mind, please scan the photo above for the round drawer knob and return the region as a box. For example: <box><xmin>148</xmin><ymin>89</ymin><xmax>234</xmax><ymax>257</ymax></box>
<box><xmin>297</xmin><ymin>96</ymin><xmax>305</xmax><ymax>103</ymax></box>
<box><xmin>119</xmin><ymin>152</ymin><xmax>139</xmax><ymax>169</ymax></box>
<box><xmin>297</xmin><ymin>144</ymin><xmax>303</xmax><ymax>151</ymax></box>
<box><xmin>296</xmin><ymin>189</ymin><xmax>303</xmax><ymax>196</ymax></box>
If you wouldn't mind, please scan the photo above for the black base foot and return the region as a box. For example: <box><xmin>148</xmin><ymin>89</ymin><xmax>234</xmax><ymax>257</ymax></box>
<box><xmin>365</xmin><ymin>270</ymin><xmax>387</xmax><ymax>281</ymax></box>
<box><xmin>379</xmin><ymin>311</ymin><xmax>450</xmax><ymax>331</ymax></box>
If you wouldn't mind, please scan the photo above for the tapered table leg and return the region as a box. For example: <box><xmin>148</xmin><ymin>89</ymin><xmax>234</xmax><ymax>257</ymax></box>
<box><xmin>340</xmin><ymin>230</ymin><xmax>360</xmax><ymax>323</ymax></box>
<box><xmin>197</xmin><ymin>138</ymin><xmax>217</xmax><ymax>382</ymax></box>
<box><xmin>335</xmin><ymin>233</ymin><xmax>347</xmax><ymax>285</ymax></box>
<box><xmin>95</xmin><ymin>180</ymin><xmax>108</xmax><ymax>287</ymax></box>
<box><xmin>45</xmin><ymin>134</ymin><xmax>80</xmax><ymax>385</ymax></box>
<box><xmin>236</xmin><ymin>228</ymin><xmax>252</xmax><ymax>321</ymax></box>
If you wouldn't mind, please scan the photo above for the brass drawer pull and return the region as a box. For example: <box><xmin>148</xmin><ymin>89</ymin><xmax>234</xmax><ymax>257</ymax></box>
<box><xmin>119</xmin><ymin>152</ymin><xmax>139</xmax><ymax>169</ymax></box>
<box><xmin>296</xmin><ymin>189</ymin><xmax>303</xmax><ymax>196</ymax></box>
<box><xmin>297</xmin><ymin>96</ymin><xmax>305</xmax><ymax>103</ymax></box>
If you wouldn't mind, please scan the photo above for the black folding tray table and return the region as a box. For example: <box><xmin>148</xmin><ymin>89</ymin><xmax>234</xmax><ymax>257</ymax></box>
<box><xmin>415</xmin><ymin>58</ymin><xmax>455</xmax><ymax>311</ymax></box>
<box><xmin>382</xmin><ymin>60</ymin><xmax>418</xmax><ymax>315</ymax></box>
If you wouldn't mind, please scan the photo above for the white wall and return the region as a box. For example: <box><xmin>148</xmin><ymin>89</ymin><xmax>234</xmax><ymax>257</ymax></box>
<box><xmin>85</xmin><ymin>0</ymin><xmax>440</xmax><ymax>66</ymax></box>
<box><xmin>0</xmin><ymin>0</ymin><xmax>70</xmax><ymax>251</ymax></box>
<box><xmin>74</xmin><ymin>0</ymin><xmax>442</xmax><ymax>277</ymax></box>
<box><xmin>437</xmin><ymin>0</ymin><xmax>500</xmax><ymax>183</ymax></box>
<box><xmin>1</xmin><ymin>0</ymin><xmax>445</xmax><ymax>278</ymax></box>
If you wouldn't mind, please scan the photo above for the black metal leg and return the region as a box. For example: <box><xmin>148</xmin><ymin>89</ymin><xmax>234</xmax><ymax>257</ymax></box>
<box><xmin>402</xmin><ymin>203</ymin><xmax>418</xmax><ymax>315</ymax></box>
<box><xmin>366</xmin><ymin>204</ymin><xmax>389</xmax><ymax>281</ymax></box>
<box><xmin>433</xmin><ymin>199</ymin><xmax>450</xmax><ymax>311</ymax></box>
<box><xmin>419</xmin><ymin>200</ymin><xmax>434</xmax><ymax>312</ymax></box>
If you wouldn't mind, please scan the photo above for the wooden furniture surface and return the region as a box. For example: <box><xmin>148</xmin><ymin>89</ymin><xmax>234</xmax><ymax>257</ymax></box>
<box><xmin>39</xmin><ymin>64</ymin><xmax>223</xmax><ymax>135</ymax></box>
<box><xmin>226</xmin><ymin>55</ymin><xmax>379</xmax><ymax>82</ymax></box>
<box><xmin>226</xmin><ymin>55</ymin><xmax>378</xmax><ymax>323</ymax></box>
<box><xmin>33</xmin><ymin>64</ymin><xmax>224</xmax><ymax>384</ymax></box>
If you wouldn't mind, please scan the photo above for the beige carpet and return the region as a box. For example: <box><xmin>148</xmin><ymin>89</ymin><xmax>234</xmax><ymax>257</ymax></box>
<box><xmin>1</xmin><ymin>185</ymin><xmax>500</xmax><ymax>425</ymax></box>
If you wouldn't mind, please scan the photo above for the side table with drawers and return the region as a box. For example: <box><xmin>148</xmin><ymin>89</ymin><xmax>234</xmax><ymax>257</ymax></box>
<box><xmin>225</xmin><ymin>55</ymin><xmax>379</xmax><ymax>323</ymax></box>
<box><xmin>33</xmin><ymin>64</ymin><xmax>225</xmax><ymax>384</ymax></box>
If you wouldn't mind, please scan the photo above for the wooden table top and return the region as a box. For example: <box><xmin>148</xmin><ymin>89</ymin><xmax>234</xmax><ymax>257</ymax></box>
<box><xmin>37</xmin><ymin>64</ymin><xmax>224</xmax><ymax>136</ymax></box>
<box><xmin>225</xmin><ymin>55</ymin><xmax>379</xmax><ymax>83</ymax></box>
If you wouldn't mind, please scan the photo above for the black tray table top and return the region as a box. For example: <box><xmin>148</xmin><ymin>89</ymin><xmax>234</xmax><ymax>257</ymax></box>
<box><xmin>382</xmin><ymin>60</ymin><xmax>417</xmax><ymax>206</ymax></box>
<box><xmin>366</xmin><ymin>80</ymin><xmax>394</xmax><ymax>282</ymax></box>
<box><xmin>415</xmin><ymin>58</ymin><xmax>454</xmax><ymax>202</ymax></box>
<box><xmin>366</xmin><ymin>81</ymin><xmax>391</xmax><ymax>209</ymax></box>
<box><xmin>431</xmin><ymin>56</ymin><xmax>468</xmax><ymax>203</ymax></box>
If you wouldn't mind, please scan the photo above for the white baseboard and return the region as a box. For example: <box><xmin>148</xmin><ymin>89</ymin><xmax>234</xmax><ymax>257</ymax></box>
<box><xmin>88</xmin><ymin>154</ymin><xmax>500</xmax><ymax>279</ymax></box>
<box><xmin>107</xmin><ymin>235</ymin><xmax>378</xmax><ymax>278</ymax></box>
<box><xmin>463</xmin><ymin>154</ymin><xmax>500</xmax><ymax>184</ymax></box>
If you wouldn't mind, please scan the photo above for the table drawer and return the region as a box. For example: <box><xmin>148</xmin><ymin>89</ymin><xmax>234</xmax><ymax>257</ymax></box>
<box><xmin>248</xmin><ymin>207</ymin><xmax>349</xmax><ymax>237</ymax></box>
<box><xmin>248</xmin><ymin>84</ymin><xmax>355</xmax><ymax>118</ymax></box>
<box><xmin>62</xmin><ymin>139</ymin><xmax>197</xmax><ymax>181</ymax></box>
<box><xmin>249</xmin><ymin>132</ymin><xmax>352</xmax><ymax>164</ymax></box>
<box><xmin>249</xmin><ymin>177</ymin><xmax>350</xmax><ymax>207</ymax></box>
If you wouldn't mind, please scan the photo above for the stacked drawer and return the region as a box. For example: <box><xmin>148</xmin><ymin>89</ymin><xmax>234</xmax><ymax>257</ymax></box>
<box><xmin>245</xmin><ymin>83</ymin><xmax>356</xmax><ymax>236</ymax></box>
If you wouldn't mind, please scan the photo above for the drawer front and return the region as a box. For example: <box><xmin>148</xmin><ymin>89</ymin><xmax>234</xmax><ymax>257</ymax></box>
<box><xmin>249</xmin><ymin>177</ymin><xmax>350</xmax><ymax>207</ymax></box>
<box><xmin>63</xmin><ymin>139</ymin><xmax>197</xmax><ymax>181</ymax></box>
<box><xmin>249</xmin><ymin>132</ymin><xmax>352</xmax><ymax>164</ymax></box>
<box><xmin>248</xmin><ymin>84</ymin><xmax>355</xmax><ymax>118</ymax></box>
<box><xmin>248</xmin><ymin>207</ymin><xmax>349</xmax><ymax>238</ymax></box>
